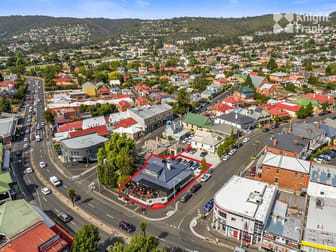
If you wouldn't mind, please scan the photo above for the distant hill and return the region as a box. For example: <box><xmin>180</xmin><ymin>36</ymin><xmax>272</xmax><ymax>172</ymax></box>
<box><xmin>0</xmin><ymin>13</ymin><xmax>335</xmax><ymax>46</ymax></box>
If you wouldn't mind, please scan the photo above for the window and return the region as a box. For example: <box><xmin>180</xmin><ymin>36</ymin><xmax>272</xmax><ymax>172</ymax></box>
<box><xmin>301</xmin><ymin>174</ymin><xmax>304</xmax><ymax>178</ymax></box>
<box><xmin>274</xmin><ymin>178</ymin><xmax>278</xmax><ymax>183</ymax></box>
<box><xmin>276</xmin><ymin>168</ymin><xmax>280</xmax><ymax>174</ymax></box>
<box><xmin>231</xmin><ymin>217</ymin><xmax>236</xmax><ymax>221</ymax></box>
<box><xmin>218</xmin><ymin>211</ymin><xmax>227</xmax><ymax>219</ymax></box>
<box><xmin>294</xmin><ymin>172</ymin><xmax>298</xmax><ymax>178</ymax></box>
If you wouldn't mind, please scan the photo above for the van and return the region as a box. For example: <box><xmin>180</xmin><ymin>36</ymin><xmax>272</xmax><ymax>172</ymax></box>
<box><xmin>180</xmin><ymin>192</ymin><xmax>192</xmax><ymax>203</ymax></box>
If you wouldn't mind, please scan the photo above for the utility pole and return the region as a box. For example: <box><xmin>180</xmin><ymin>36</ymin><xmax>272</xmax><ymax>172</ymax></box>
<box><xmin>96</xmin><ymin>166</ymin><xmax>101</xmax><ymax>192</ymax></box>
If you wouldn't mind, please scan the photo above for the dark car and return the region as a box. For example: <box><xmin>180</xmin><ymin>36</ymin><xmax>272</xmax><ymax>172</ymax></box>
<box><xmin>271</xmin><ymin>124</ymin><xmax>279</xmax><ymax>129</ymax></box>
<box><xmin>73</xmin><ymin>194</ymin><xmax>81</xmax><ymax>201</ymax></box>
<box><xmin>190</xmin><ymin>184</ymin><xmax>202</xmax><ymax>193</ymax></box>
<box><xmin>319</xmin><ymin>112</ymin><xmax>326</xmax><ymax>116</ymax></box>
<box><xmin>262</xmin><ymin>128</ymin><xmax>270</xmax><ymax>132</ymax></box>
<box><xmin>200</xmin><ymin>151</ymin><xmax>207</xmax><ymax>157</ymax></box>
<box><xmin>180</xmin><ymin>192</ymin><xmax>192</xmax><ymax>203</ymax></box>
<box><xmin>119</xmin><ymin>221</ymin><xmax>136</xmax><ymax>233</ymax></box>
<box><xmin>57</xmin><ymin>212</ymin><xmax>72</xmax><ymax>223</ymax></box>
<box><xmin>234</xmin><ymin>142</ymin><xmax>243</xmax><ymax>148</ymax></box>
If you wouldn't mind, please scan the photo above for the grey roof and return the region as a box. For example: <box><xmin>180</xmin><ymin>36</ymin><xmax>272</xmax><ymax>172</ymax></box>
<box><xmin>0</xmin><ymin>117</ymin><xmax>16</xmax><ymax>138</ymax></box>
<box><xmin>129</xmin><ymin>104</ymin><xmax>172</xmax><ymax>120</ymax></box>
<box><xmin>289</xmin><ymin>122</ymin><xmax>325</xmax><ymax>140</ymax></box>
<box><xmin>250</xmin><ymin>74</ymin><xmax>266</xmax><ymax>88</ymax></box>
<box><xmin>266</xmin><ymin>133</ymin><xmax>309</xmax><ymax>154</ymax></box>
<box><xmin>132</xmin><ymin>156</ymin><xmax>192</xmax><ymax>192</ymax></box>
<box><xmin>218</xmin><ymin>112</ymin><xmax>256</xmax><ymax>126</ymax></box>
<box><xmin>310</xmin><ymin>163</ymin><xmax>336</xmax><ymax>187</ymax></box>
<box><xmin>320</xmin><ymin>124</ymin><xmax>336</xmax><ymax>138</ymax></box>
<box><xmin>61</xmin><ymin>133</ymin><xmax>108</xmax><ymax>149</ymax></box>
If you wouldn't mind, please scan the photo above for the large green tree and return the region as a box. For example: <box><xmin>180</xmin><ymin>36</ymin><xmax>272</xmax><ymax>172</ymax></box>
<box><xmin>175</xmin><ymin>88</ymin><xmax>191</xmax><ymax>115</ymax></box>
<box><xmin>67</xmin><ymin>188</ymin><xmax>75</xmax><ymax>207</ymax></box>
<box><xmin>43</xmin><ymin>108</ymin><xmax>54</xmax><ymax>124</ymax></box>
<box><xmin>267</xmin><ymin>58</ymin><xmax>277</xmax><ymax>71</ymax></box>
<box><xmin>73</xmin><ymin>224</ymin><xmax>100</xmax><ymax>252</ymax></box>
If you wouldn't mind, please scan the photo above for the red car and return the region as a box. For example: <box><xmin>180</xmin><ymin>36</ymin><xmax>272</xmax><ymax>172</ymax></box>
<box><xmin>185</xmin><ymin>145</ymin><xmax>192</xmax><ymax>153</ymax></box>
<box><xmin>119</xmin><ymin>221</ymin><xmax>136</xmax><ymax>233</ymax></box>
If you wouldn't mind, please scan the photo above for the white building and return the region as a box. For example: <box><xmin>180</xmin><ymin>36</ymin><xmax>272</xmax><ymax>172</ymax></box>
<box><xmin>213</xmin><ymin>176</ymin><xmax>277</xmax><ymax>244</ymax></box>
<box><xmin>191</xmin><ymin>130</ymin><xmax>224</xmax><ymax>153</ymax></box>
<box><xmin>82</xmin><ymin>116</ymin><xmax>106</xmax><ymax>130</ymax></box>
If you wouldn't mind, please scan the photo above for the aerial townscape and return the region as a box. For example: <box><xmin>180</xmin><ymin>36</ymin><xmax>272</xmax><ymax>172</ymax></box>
<box><xmin>1</xmin><ymin>1</ymin><xmax>336</xmax><ymax>251</ymax></box>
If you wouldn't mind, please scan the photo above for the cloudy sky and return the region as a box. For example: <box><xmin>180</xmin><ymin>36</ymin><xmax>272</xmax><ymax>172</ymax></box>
<box><xmin>1</xmin><ymin>0</ymin><xmax>335</xmax><ymax>19</ymax></box>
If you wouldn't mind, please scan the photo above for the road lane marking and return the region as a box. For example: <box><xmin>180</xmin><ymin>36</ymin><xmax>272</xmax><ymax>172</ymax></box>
<box><xmin>27</xmin><ymin>178</ymin><xmax>31</xmax><ymax>183</ymax></box>
<box><xmin>69</xmin><ymin>221</ymin><xmax>77</xmax><ymax>226</ymax></box>
<box><xmin>106</xmin><ymin>213</ymin><xmax>114</xmax><ymax>219</ymax></box>
<box><xmin>88</xmin><ymin>203</ymin><xmax>95</xmax><ymax>208</ymax></box>
<box><xmin>63</xmin><ymin>184</ymin><xmax>68</xmax><ymax>189</ymax></box>
<box><xmin>54</xmin><ymin>208</ymin><xmax>59</xmax><ymax>213</ymax></box>
<box><xmin>43</xmin><ymin>197</ymin><xmax>47</xmax><ymax>202</ymax></box>
<box><xmin>46</xmin><ymin>168</ymin><xmax>50</xmax><ymax>172</ymax></box>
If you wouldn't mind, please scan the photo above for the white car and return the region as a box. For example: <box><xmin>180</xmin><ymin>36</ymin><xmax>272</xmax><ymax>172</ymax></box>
<box><xmin>23</xmin><ymin>143</ymin><xmax>29</xmax><ymax>149</ymax></box>
<box><xmin>24</xmin><ymin>167</ymin><xmax>33</xmax><ymax>174</ymax></box>
<box><xmin>39</xmin><ymin>161</ymin><xmax>46</xmax><ymax>168</ymax></box>
<box><xmin>201</xmin><ymin>173</ymin><xmax>211</xmax><ymax>182</ymax></box>
<box><xmin>228</xmin><ymin>148</ymin><xmax>237</xmax><ymax>156</ymax></box>
<box><xmin>36</xmin><ymin>125</ymin><xmax>41</xmax><ymax>130</ymax></box>
<box><xmin>41</xmin><ymin>187</ymin><xmax>51</xmax><ymax>195</ymax></box>
<box><xmin>221</xmin><ymin>155</ymin><xmax>230</xmax><ymax>161</ymax></box>
<box><xmin>24</xmin><ymin>137</ymin><xmax>28</xmax><ymax>142</ymax></box>
<box><xmin>194</xmin><ymin>168</ymin><xmax>202</xmax><ymax>177</ymax></box>
<box><xmin>50</xmin><ymin>176</ymin><xmax>61</xmax><ymax>187</ymax></box>
<box><xmin>36</xmin><ymin>135</ymin><xmax>41</xmax><ymax>142</ymax></box>
<box><xmin>243</xmin><ymin>137</ymin><xmax>250</xmax><ymax>143</ymax></box>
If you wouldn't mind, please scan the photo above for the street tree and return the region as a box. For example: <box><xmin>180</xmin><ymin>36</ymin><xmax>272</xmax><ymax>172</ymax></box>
<box><xmin>140</xmin><ymin>221</ymin><xmax>147</xmax><ymax>237</ymax></box>
<box><xmin>305</xmin><ymin>102</ymin><xmax>313</xmax><ymax>116</ymax></box>
<box><xmin>73</xmin><ymin>224</ymin><xmax>100</xmax><ymax>252</ymax></box>
<box><xmin>43</xmin><ymin>108</ymin><xmax>54</xmax><ymax>124</ymax></box>
<box><xmin>322</xmin><ymin>101</ymin><xmax>329</xmax><ymax>111</ymax></box>
<box><xmin>67</xmin><ymin>188</ymin><xmax>75</xmax><ymax>207</ymax></box>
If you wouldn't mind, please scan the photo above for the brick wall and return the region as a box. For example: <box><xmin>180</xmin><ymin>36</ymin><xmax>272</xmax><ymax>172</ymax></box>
<box><xmin>266</xmin><ymin>146</ymin><xmax>299</xmax><ymax>158</ymax></box>
<box><xmin>261</xmin><ymin>165</ymin><xmax>310</xmax><ymax>192</ymax></box>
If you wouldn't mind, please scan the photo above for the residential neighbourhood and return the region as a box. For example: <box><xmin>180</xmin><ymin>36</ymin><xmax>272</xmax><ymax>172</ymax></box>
<box><xmin>1</xmin><ymin>3</ymin><xmax>336</xmax><ymax>252</ymax></box>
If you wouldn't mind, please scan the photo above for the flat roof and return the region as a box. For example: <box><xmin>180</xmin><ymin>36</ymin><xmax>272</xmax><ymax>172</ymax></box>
<box><xmin>304</xmin><ymin>196</ymin><xmax>336</xmax><ymax>247</ymax></box>
<box><xmin>129</xmin><ymin>104</ymin><xmax>172</xmax><ymax>120</ymax></box>
<box><xmin>61</xmin><ymin>133</ymin><xmax>108</xmax><ymax>149</ymax></box>
<box><xmin>262</xmin><ymin>152</ymin><xmax>311</xmax><ymax>174</ymax></box>
<box><xmin>214</xmin><ymin>176</ymin><xmax>277</xmax><ymax>223</ymax></box>
<box><xmin>0</xmin><ymin>117</ymin><xmax>15</xmax><ymax>138</ymax></box>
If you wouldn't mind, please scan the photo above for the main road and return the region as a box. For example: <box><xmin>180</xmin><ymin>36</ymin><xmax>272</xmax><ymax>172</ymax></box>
<box><xmin>16</xmin><ymin>77</ymin><xmax>334</xmax><ymax>251</ymax></box>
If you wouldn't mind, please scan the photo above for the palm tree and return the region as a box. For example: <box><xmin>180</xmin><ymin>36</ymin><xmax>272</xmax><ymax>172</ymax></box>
<box><xmin>67</xmin><ymin>188</ymin><xmax>75</xmax><ymax>207</ymax></box>
<box><xmin>139</xmin><ymin>221</ymin><xmax>147</xmax><ymax>236</ymax></box>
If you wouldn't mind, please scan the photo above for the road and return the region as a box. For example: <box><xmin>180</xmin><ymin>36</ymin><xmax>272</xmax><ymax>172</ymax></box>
<box><xmin>15</xmin><ymin>77</ymin><xmax>335</xmax><ymax>252</ymax></box>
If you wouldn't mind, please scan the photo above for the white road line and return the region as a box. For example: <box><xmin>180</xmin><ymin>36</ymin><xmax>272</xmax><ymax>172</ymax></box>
<box><xmin>54</xmin><ymin>208</ymin><xmax>59</xmax><ymax>213</ymax></box>
<box><xmin>46</xmin><ymin>168</ymin><xmax>50</xmax><ymax>172</ymax></box>
<box><xmin>27</xmin><ymin>178</ymin><xmax>31</xmax><ymax>183</ymax></box>
<box><xmin>177</xmin><ymin>217</ymin><xmax>185</xmax><ymax>229</ymax></box>
<box><xmin>106</xmin><ymin>213</ymin><xmax>114</xmax><ymax>219</ymax></box>
<box><xmin>63</xmin><ymin>184</ymin><xmax>68</xmax><ymax>189</ymax></box>
<box><xmin>69</xmin><ymin>221</ymin><xmax>77</xmax><ymax>226</ymax></box>
<box><xmin>88</xmin><ymin>203</ymin><xmax>95</xmax><ymax>208</ymax></box>
<box><xmin>43</xmin><ymin>197</ymin><xmax>47</xmax><ymax>202</ymax></box>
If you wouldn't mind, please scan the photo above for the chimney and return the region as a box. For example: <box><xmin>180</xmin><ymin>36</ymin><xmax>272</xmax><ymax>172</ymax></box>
<box><xmin>293</xmin><ymin>140</ymin><xmax>298</xmax><ymax>145</ymax></box>
<box><xmin>308</xmin><ymin>128</ymin><xmax>313</xmax><ymax>133</ymax></box>
<box><xmin>273</xmin><ymin>138</ymin><xmax>278</xmax><ymax>146</ymax></box>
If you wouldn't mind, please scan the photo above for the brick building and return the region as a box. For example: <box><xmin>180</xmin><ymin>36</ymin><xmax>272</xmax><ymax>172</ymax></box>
<box><xmin>261</xmin><ymin>152</ymin><xmax>311</xmax><ymax>192</ymax></box>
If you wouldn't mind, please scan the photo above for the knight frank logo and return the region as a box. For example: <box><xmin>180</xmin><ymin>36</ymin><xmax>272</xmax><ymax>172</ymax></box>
<box><xmin>273</xmin><ymin>12</ymin><xmax>330</xmax><ymax>34</ymax></box>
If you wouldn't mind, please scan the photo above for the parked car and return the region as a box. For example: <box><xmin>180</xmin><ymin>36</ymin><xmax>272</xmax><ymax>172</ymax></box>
<box><xmin>180</xmin><ymin>192</ymin><xmax>192</xmax><ymax>203</ymax></box>
<box><xmin>200</xmin><ymin>151</ymin><xmax>208</xmax><ymax>157</ymax></box>
<box><xmin>24</xmin><ymin>137</ymin><xmax>28</xmax><ymax>142</ymax></box>
<box><xmin>234</xmin><ymin>142</ymin><xmax>243</xmax><ymax>148</ymax></box>
<box><xmin>262</xmin><ymin>128</ymin><xmax>270</xmax><ymax>132</ymax></box>
<box><xmin>190</xmin><ymin>148</ymin><xmax>197</xmax><ymax>154</ymax></box>
<box><xmin>24</xmin><ymin>167</ymin><xmax>33</xmax><ymax>174</ymax></box>
<box><xmin>228</xmin><ymin>148</ymin><xmax>237</xmax><ymax>156</ymax></box>
<box><xmin>243</xmin><ymin>137</ymin><xmax>250</xmax><ymax>143</ymax></box>
<box><xmin>39</xmin><ymin>161</ymin><xmax>46</xmax><ymax>168</ymax></box>
<box><xmin>41</xmin><ymin>187</ymin><xmax>51</xmax><ymax>195</ymax></box>
<box><xmin>204</xmin><ymin>199</ymin><xmax>214</xmax><ymax>212</ymax></box>
<box><xmin>73</xmin><ymin>194</ymin><xmax>81</xmax><ymax>201</ymax></box>
<box><xmin>23</xmin><ymin>143</ymin><xmax>29</xmax><ymax>149</ymax></box>
<box><xmin>221</xmin><ymin>155</ymin><xmax>230</xmax><ymax>161</ymax></box>
<box><xmin>119</xmin><ymin>221</ymin><xmax>136</xmax><ymax>232</ymax></box>
<box><xmin>57</xmin><ymin>212</ymin><xmax>72</xmax><ymax>223</ymax></box>
<box><xmin>271</xmin><ymin>124</ymin><xmax>279</xmax><ymax>129</ymax></box>
<box><xmin>190</xmin><ymin>183</ymin><xmax>202</xmax><ymax>193</ymax></box>
<box><xmin>201</xmin><ymin>173</ymin><xmax>211</xmax><ymax>182</ymax></box>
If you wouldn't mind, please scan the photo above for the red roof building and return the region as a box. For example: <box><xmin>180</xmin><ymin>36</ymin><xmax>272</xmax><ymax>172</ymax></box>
<box><xmin>57</xmin><ymin>120</ymin><xmax>83</xmax><ymax>132</ymax></box>
<box><xmin>113</xmin><ymin>117</ymin><xmax>137</xmax><ymax>129</ymax></box>
<box><xmin>223</xmin><ymin>96</ymin><xmax>245</xmax><ymax>107</ymax></box>
<box><xmin>0</xmin><ymin>81</ymin><xmax>16</xmax><ymax>90</ymax></box>
<box><xmin>136</xmin><ymin>96</ymin><xmax>150</xmax><ymax>107</ymax></box>
<box><xmin>211</xmin><ymin>103</ymin><xmax>233</xmax><ymax>115</ymax></box>
<box><xmin>68</xmin><ymin>125</ymin><xmax>109</xmax><ymax>138</ymax></box>
<box><xmin>117</xmin><ymin>100</ymin><xmax>131</xmax><ymax>112</ymax></box>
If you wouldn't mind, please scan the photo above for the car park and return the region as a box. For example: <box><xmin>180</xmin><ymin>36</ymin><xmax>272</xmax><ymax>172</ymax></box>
<box><xmin>57</xmin><ymin>212</ymin><xmax>72</xmax><ymax>223</ymax></box>
<box><xmin>41</xmin><ymin>187</ymin><xmax>51</xmax><ymax>195</ymax></box>
<box><xmin>201</xmin><ymin>173</ymin><xmax>211</xmax><ymax>182</ymax></box>
<box><xmin>119</xmin><ymin>221</ymin><xmax>136</xmax><ymax>232</ymax></box>
<box><xmin>243</xmin><ymin>137</ymin><xmax>249</xmax><ymax>143</ymax></box>
<box><xmin>190</xmin><ymin>183</ymin><xmax>202</xmax><ymax>193</ymax></box>
<box><xmin>39</xmin><ymin>161</ymin><xmax>46</xmax><ymax>168</ymax></box>
<box><xmin>24</xmin><ymin>167</ymin><xmax>33</xmax><ymax>174</ymax></box>
<box><xmin>180</xmin><ymin>192</ymin><xmax>192</xmax><ymax>203</ymax></box>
